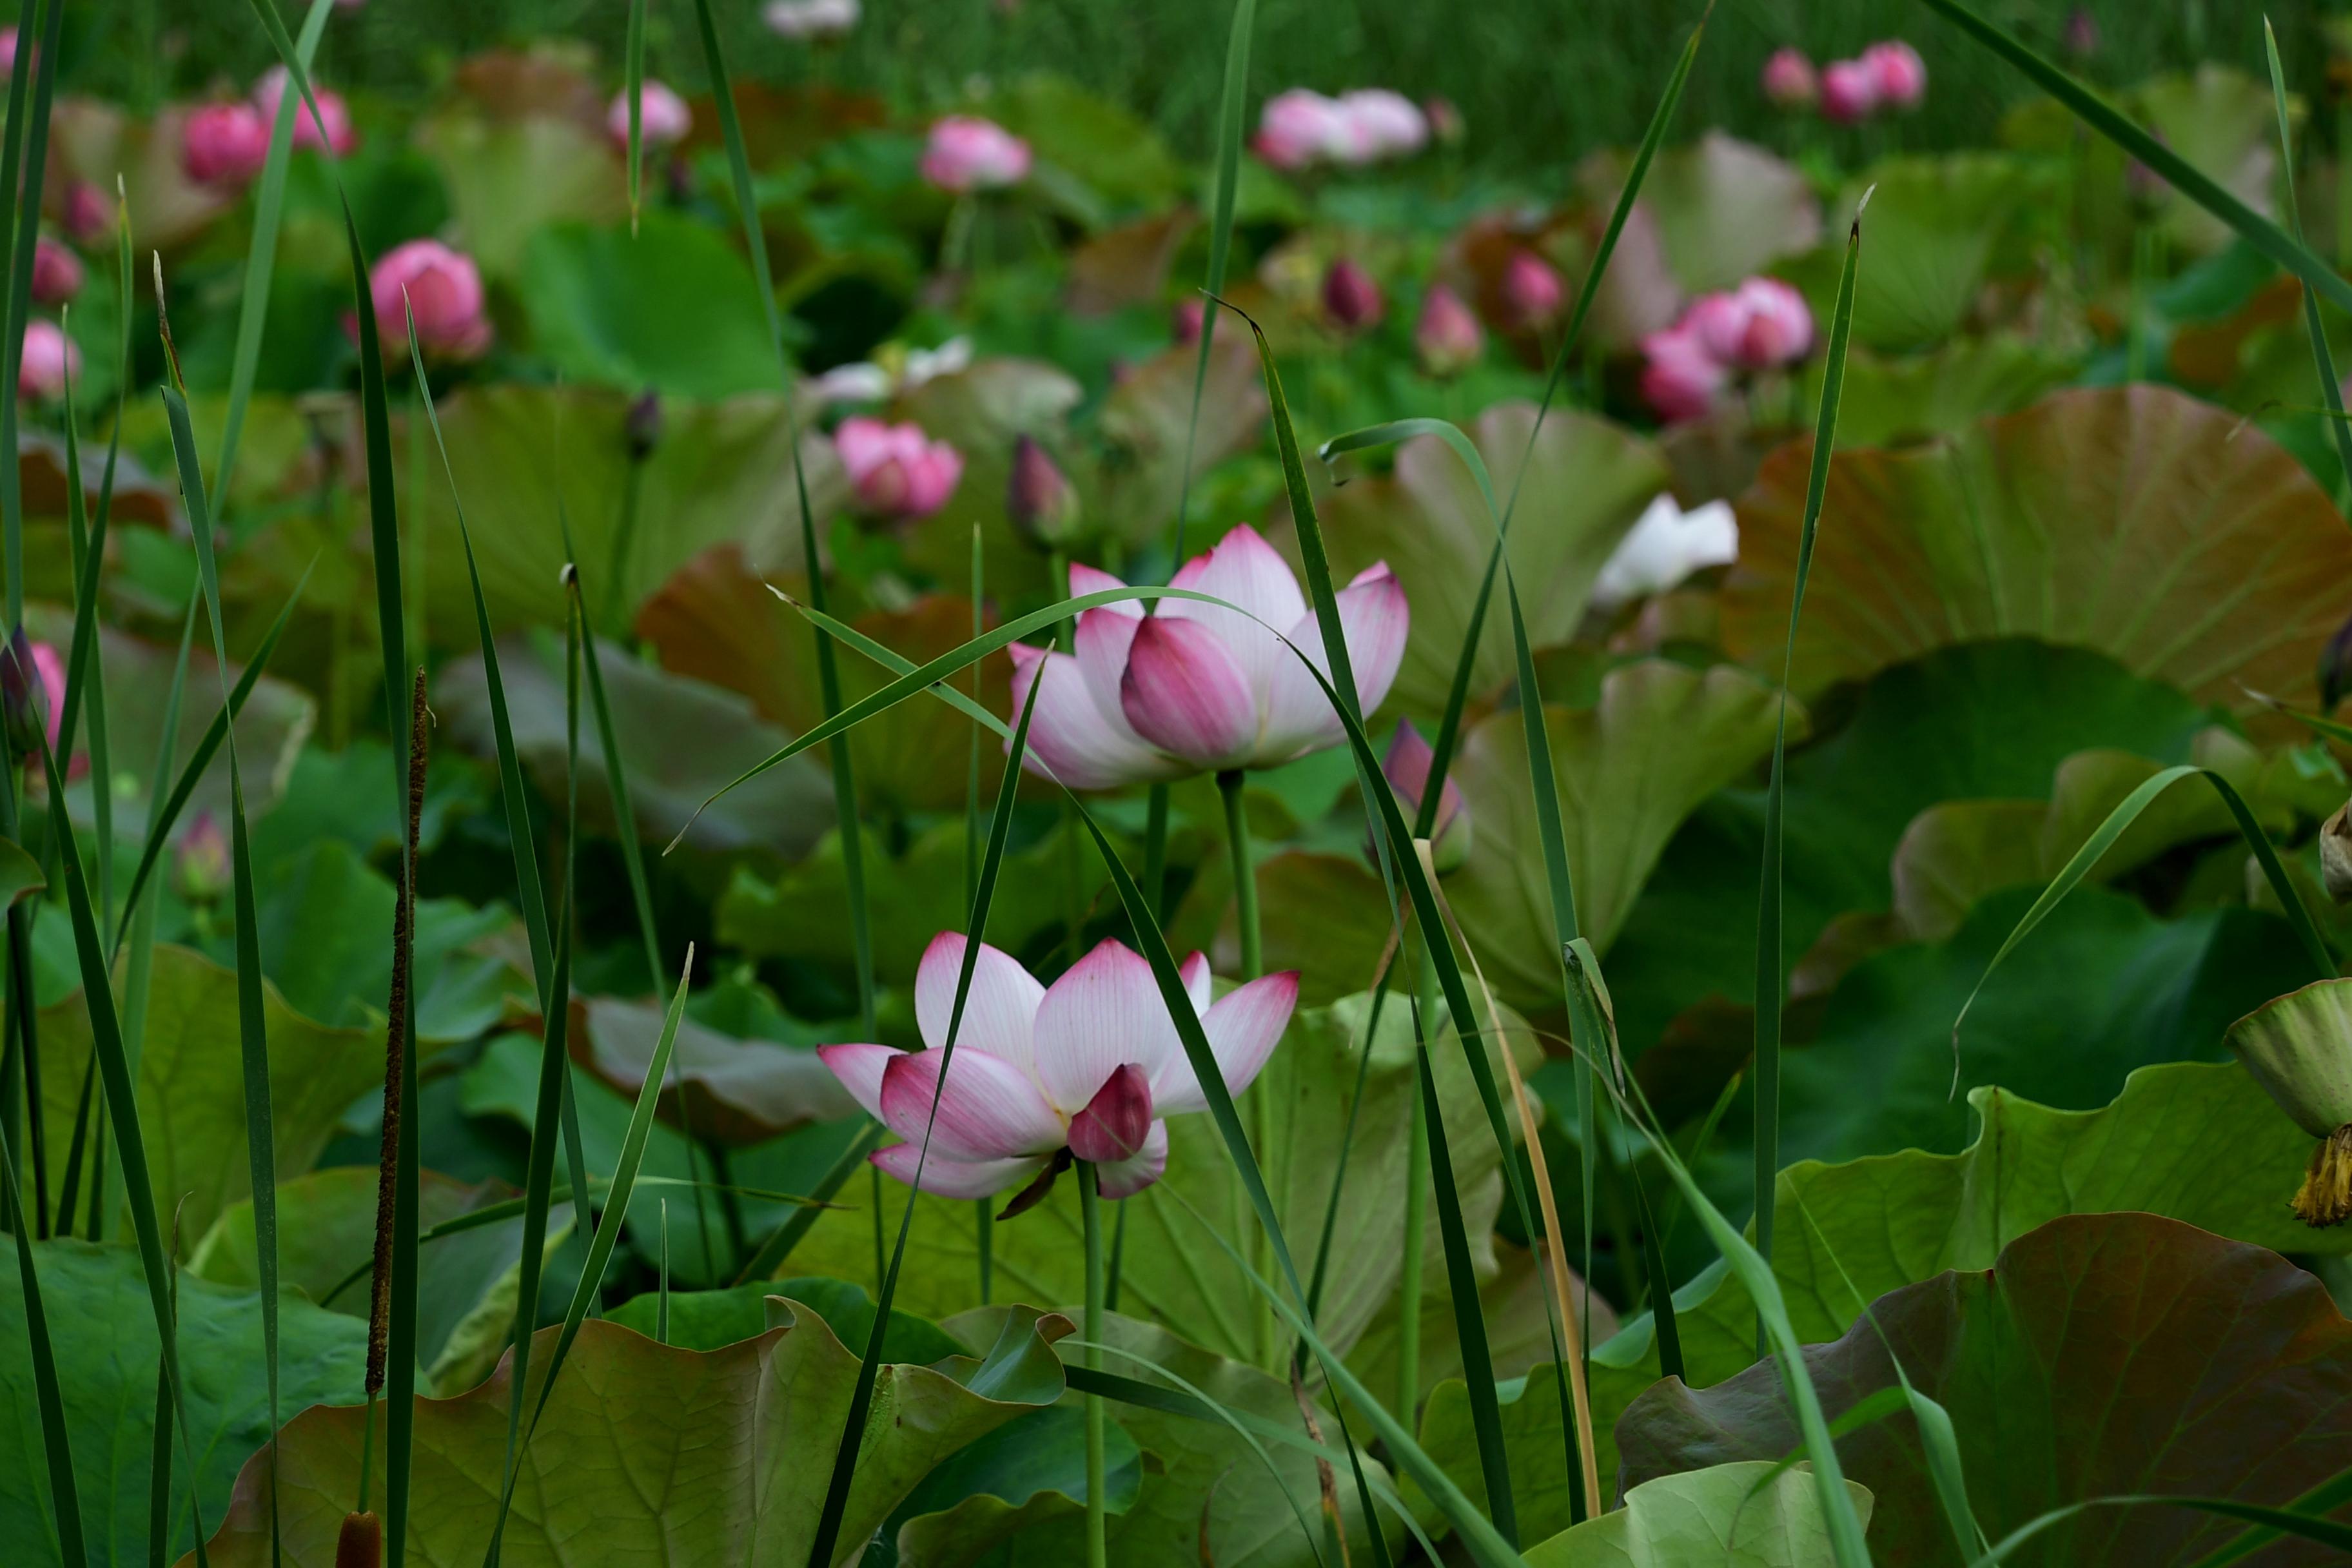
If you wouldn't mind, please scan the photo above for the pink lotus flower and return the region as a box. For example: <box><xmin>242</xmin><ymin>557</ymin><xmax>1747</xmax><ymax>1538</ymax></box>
<box><xmin>1760</xmin><ymin>48</ymin><xmax>1819</xmax><ymax>110</ymax></box>
<box><xmin>764</xmin><ymin>0</ymin><xmax>859</xmax><ymax>39</ymax></box>
<box><xmin>17</xmin><ymin>320</ymin><xmax>78</xmax><ymax>404</ymax></box>
<box><xmin>1382</xmin><ymin>719</ymin><xmax>1470</xmax><ymax>873</ymax></box>
<box><xmin>61</xmin><ymin>182</ymin><xmax>112</xmax><ymax>246</ymax></box>
<box><xmin>1</xmin><ymin>631</ymin><xmax>66</xmax><ymax>771</ymax></box>
<box><xmin>1500</xmin><ymin>249</ymin><xmax>1565</xmax><ymax>331</ymax></box>
<box><xmin>1818</xmin><ymin>59</ymin><xmax>1879</xmax><ymax>124</ymax></box>
<box><xmin>0</xmin><ymin>28</ymin><xmax>15</xmax><ymax>76</ymax></box>
<box><xmin>30</xmin><ymin>237</ymin><xmax>81</xmax><ymax>308</ymax></box>
<box><xmin>1685</xmin><ymin>277</ymin><xmax>1812</xmax><ymax>370</ymax></box>
<box><xmin>1862</xmin><ymin>41</ymin><xmax>1926</xmax><ymax>110</ymax></box>
<box><xmin>1171</xmin><ymin>297</ymin><xmax>1206</xmax><ymax>346</ymax></box>
<box><xmin>182</xmin><ymin>101</ymin><xmax>272</xmax><ymax>188</ymax></box>
<box><xmin>1254</xmin><ymin>88</ymin><xmax>1360</xmax><ymax>171</ymax></box>
<box><xmin>1639</xmin><ymin>324</ymin><xmax>1727</xmax><ymax>424</ymax></box>
<box><xmin>175</xmin><ymin>812</ymin><xmax>231</xmax><ymax>903</ymax></box>
<box><xmin>1415</xmin><ymin>284</ymin><xmax>1484</xmax><ymax>377</ymax></box>
<box><xmin>1322</xmin><ymin>258</ymin><xmax>1384</xmax><ymax>333</ymax></box>
<box><xmin>253</xmin><ymin>66</ymin><xmax>358</xmax><ymax>156</ymax></box>
<box><xmin>819</xmin><ymin>932</ymin><xmax>1298</xmax><ymax>1204</ymax></box>
<box><xmin>608</xmin><ymin>79</ymin><xmax>692</xmax><ymax>150</ymax></box>
<box><xmin>367</xmin><ymin>239</ymin><xmax>491</xmax><ymax>361</ymax></box>
<box><xmin>1006</xmin><ymin>524</ymin><xmax>1408</xmax><ymax>787</ymax></box>
<box><xmin>836</xmin><ymin>416</ymin><xmax>963</xmax><ymax>522</ymax></box>
<box><xmin>1337</xmin><ymin>89</ymin><xmax>1427</xmax><ymax>159</ymax></box>
<box><xmin>920</xmin><ymin>115</ymin><xmax>1032</xmax><ymax>192</ymax></box>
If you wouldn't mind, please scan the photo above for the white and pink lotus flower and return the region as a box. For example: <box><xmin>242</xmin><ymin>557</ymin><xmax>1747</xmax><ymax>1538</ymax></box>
<box><xmin>1006</xmin><ymin>523</ymin><xmax>1408</xmax><ymax>789</ymax></box>
<box><xmin>1640</xmin><ymin>275</ymin><xmax>1814</xmax><ymax>424</ymax></box>
<box><xmin>1254</xmin><ymin>87</ymin><xmax>1427</xmax><ymax>171</ymax></box>
<box><xmin>819</xmin><ymin>932</ymin><xmax>1299</xmax><ymax>1206</ymax></box>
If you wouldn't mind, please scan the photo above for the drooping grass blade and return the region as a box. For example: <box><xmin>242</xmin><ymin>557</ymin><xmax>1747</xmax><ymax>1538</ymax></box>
<box><xmin>2260</xmin><ymin>19</ymin><xmax>2352</xmax><ymax>523</ymax></box>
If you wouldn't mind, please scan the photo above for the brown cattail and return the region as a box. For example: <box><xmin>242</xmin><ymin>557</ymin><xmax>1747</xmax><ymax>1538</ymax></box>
<box><xmin>365</xmin><ymin>668</ymin><xmax>431</xmax><ymax>1395</ymax></box>
<box><xmin>335</xmin><ymin>1510</ymin><xmax>382</xmax><ymax>1568</ymax></box>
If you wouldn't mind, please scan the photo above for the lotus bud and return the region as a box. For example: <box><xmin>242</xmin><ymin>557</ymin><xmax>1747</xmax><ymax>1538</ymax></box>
<box><xmin>182</xmin><ymin>101</ymin><xmax>273</xmax><ymax>188</ymax></box>
<box><xmin>625</xmin><ymin>389</ymin><xmax>662</xmax><ymax>464</ymax></box>
<box><xmin>1006</xmin><ymin>434</ymin><xmax>1083</xmax><ymax>550</ymax></box>
<box><xmin>335</xmin><ymin>1510</ymin><xmax>382</xmax><ymax>1568</ymax></box>
<box><xmin>1424</xmin><ymin>95</ymin><xmax>1465</xmax><ymax>148</ymax></box>
<box><xmin>175</xmin><ymin>812</ymin><xmax>231</xmax><ymax>905</ymax></box>
<box><xmin>1861</xmin><ymin>41</ymin><xmax>1927</xmax><ymax>111</ymax></box>
<box><xmin>1819</xmin><ymin>59</ymin><xmax>1879</xmax><ymax>124</ymax></box>
<box><xmin>1415</xmin><ymin>284</ymin><xmax>1484</xmax><ymax>378</ymax></box>
<box><xmin>0</xmin><ymin>626</ymin><xmax>54</xmax><ymax>761</ymax></box>
<box><xmin>1380</xmin><ymin>720</ymin><xmax>1471</xmax><ymax>874</ymax></box>
<box><xmin>2324</xmin><ymin>801</ymin><xmax>2352</xmax><ymax>905</ymax></box>
<box><xmin>1322</xmin><ymin>259</ymin><xmax>1385</xmax><ymax>333</ymax></box>
<box><xmin>1171</xmin><ymin>296</ymin><xmax>1206</xmax><ymax>346</ymax></box>
<box><xmin>30</xmin><ymin>237</ymin><xmax>82</xmax><ymax>308</ymax></box>
<box><xmin>1500</xmin><ymin>249</ymin><xmax>1564</xmax><ymax>331</ymax></box>
<box><xmin>607</xmin><ymin>79</ymin><xmax>692</xmax><ymax>151</ymax></box>
<box><xmin>17</xmin><ymin>320</ymin><xmax>79</xmax><ymax>404</ymax></box>
<box><xmin>2064</xmin><ymin>8</ymin><xmax>2100</xmax><ymax>57</ymax></box>
<box><xmin>2228</xmin><ymin>979</ymin><xmax>2352</xmax><ymax>1226</ymax></box>
<box><xmin>1760</xmin><ymin>48</ymin><xmax>1819</xmax><ymax>110</ymax></box>
<box><xmin>62</xmin><ymin>182</ymin><xmax>113</xmax><ymax>246</ymax></box>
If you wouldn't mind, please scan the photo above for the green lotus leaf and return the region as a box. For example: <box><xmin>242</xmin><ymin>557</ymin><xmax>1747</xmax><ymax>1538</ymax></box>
<box><xmin>48</xmin><ymin>99</ymin><xmax>235</xmax><ymax>254</ymax></box>
<box><xmin>1447</xmin><ymin>660</ymin><xmax>1790</xmax><ymax>1007</ymax></box>
<box><xmin>34</xmin><ymin>943</ymin><xmax>381</xmax><ymax>1252</ymax></box>
<box><xmin>414</xmin><ymin>104</ymin><xmax>627</xmax><ymax>279</ymax></box>
<box><xmin>192</xmin><ymin>1303</ymin><xmax>1070</xmax><ymax>1567</ymax></box>
<box><xmin>1311</xmin><ymin>402</ymin><xmax>1667</xmax><ymax>720</ymax></box>
<box><xmin>520</xmin><ymin>212</ymin><xmax>788</xmax><ymax>400</ymax></box>
<box><xmin>1616</xmin><ymin>1213</ymin><xmax>2352</xmax><ymax>1567</ymax></box>
<box><xmin>979</xmin><ymin>74</ymin><xmax>1189</xmax><ymax>219</ymax></box>
<box><xmin>1580</xmin><ymin>132</ymin><xmax>1821</xmax><ymax>298</ymax></box>
<box><xmin>783</xmin><ymin>990</ymin><xmax>1531</xmax><ymax>1372</ymax></box>
<box><xmin>1082</xmin><ymin>334</ymin><xmax>1270</xmax><ymax>554</ymax></box>
<box><xmin>0</xmin><ymin>1240</ymin><xmax>367</xmax><ymax>1565</ymax></box>
<box><xmin>1794</xmin><ymin>335</ymin><xmax>2079</xmax><ymax>453</ymax></box>
<box><xmin>1720</xmin><ymin>387</ymin><xmax>2352</xmax><ymax>712</ymax></box>
<box><xmin>1522</xmin><ymin>1462</ymin><xmax>1870</xmax><ymax>1567</ymax></box>
<box><xmin>605</xmin><ymin>1275</ymin><xmax>966</xmax><ymax>1362</ymax></box>
<box><xmin>575</xmin><ymin>993</ymin><xmax>856</xmax><ymax>1149</ymax></box>
<box><xmin>887</xmin><ymin>1404</ymin><xmax>1143</xmax><ymax>1568</ymax></box>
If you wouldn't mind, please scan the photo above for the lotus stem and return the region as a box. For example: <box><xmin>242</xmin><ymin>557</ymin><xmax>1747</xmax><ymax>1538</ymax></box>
<box><xmin>1398</xmin><ymin>1054</ymin><xmax>1428</xmax><ymax>1418</ymax></box>
<box><xmin>1081</xmin><ymin>1161</ymin><xmax>1108</xmax><ymax>1568</ymax></box>
<box><xmin>1219</xmin><ymin>769</ymin><xmax>1260</xmax><ymax>979</ymax></box>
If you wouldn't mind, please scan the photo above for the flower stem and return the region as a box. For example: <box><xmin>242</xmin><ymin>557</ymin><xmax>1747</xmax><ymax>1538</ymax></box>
<box><xmin>1217</xmin><ymin>769</ymin><xmax>1260</xmax><ymax>979</ymax></box>
<box><xmin>1398</xmin><ymin>1056</ymin><xmax>1429</xmax><ymax>1419</ymax></box>
<box><xmin>1080</xmin><ymin>1162</ymin><xmax>1108</xmax><ymax>1568</ymax></box>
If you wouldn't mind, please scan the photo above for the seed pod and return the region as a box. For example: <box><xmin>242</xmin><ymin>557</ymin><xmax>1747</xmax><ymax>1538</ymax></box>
<box><xmin>335</xmin><ymin>1511</ymin><xmax>382</xmax><ymax>1568</ymax></box>
<box><xmin>2226</xmin><ymin>978</ymin><xmax>2352</xmax><ymax>1226</ymax></box>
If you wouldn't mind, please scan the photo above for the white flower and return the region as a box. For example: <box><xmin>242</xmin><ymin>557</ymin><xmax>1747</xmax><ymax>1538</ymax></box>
<box><xmin>1591</xmin><ymin>493</ymin><xmax>1738</xmax><ymax>610</ymax></box>
<box><xmin>764</xmin><ymin>0</ymin><xmax>859</xmax><ymax>40</ymax></box>
<box><xmin>807</xmin><ymin>336</ymin><xmax>974</xmax><ymax>407</ymax></box>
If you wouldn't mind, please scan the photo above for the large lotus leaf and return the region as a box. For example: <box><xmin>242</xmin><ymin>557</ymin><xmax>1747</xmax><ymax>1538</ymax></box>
<box><xmin>604</xmin><ymin>1276</ymin><xmax>965</xmax><ymax>1362</ymax></box>
<box><xmin>1083</xmin><ymin>334</ymin><xmax>1271</xmax><ymax>554</ymax></box>
<box><xmin>716</xmin><ymin>818</ymin><xmax>1108</xmax><ymax>988</ymax></box>
<box><xmin>414</xmin><ymin>106</ymin><xmax>626</xmax><ymax>279</ymax></box>
<box><xmin>0</xmin><ymin>1240</ymin><xmax>367</xmax><ymax>1566</ymax></box>
<box><xmin>1579</xmin><ymin>132</ymin><xmax>1820</xmax><ymax>298</ymax></box>
<box><xmin>33</xmin><ymin>944</ymin><xmax>380</xmax><ymax>1252</ymax></box>
<box><xmin>1617</xmin><ymin>1213</ymin><xmax>2352</xmax><ymax>1567</ymax></box>
<box><xmin>520</xmin><ymin>213</ymin><xmax>787</xmax><ymax>400</ymax></box>
<box><xmin>785</xmin><ymin>990</ymin><xmax>1531</xmax><ymax>1373</ymax></box>
<box><xmin>1794</xmin><ymin>335</ymin><xmax>2079</xmax><ymax>453</ymax></box>
<box><xmin>575</xmin><ymin>994</ymin><xmax>856</xmax><ymax>1148</ymax></box>
<box><xmin>887</xmin><ymin>1405</ymin><xmax>1143</xmax><ymax>1567</ymax></box>
<box><xmin>402</xmin><ymin>384</ymin><xmax>845</xmax><ymax>639</ymax></box>
<box><xmin>1779</xmin><ymin>154</ymin><xmax>2050</xmax><ymax>353</ymax></box>
<box><xmin>1583</xmin><ymin>1059</ymin><xmax>2350</xmax><ymax>1486</ymax></box>
<box><xmin>192</xmin><ymin>1304</ymin><xmax>1070</xmax><ymax>1567</ymax></box>
<box><xmin>1720</xmin><ymin>387</ymin><xmax>2352</xmax><ymax>712</ymax></box>
<box><xmin>24</xmin><ymin>603</ymin><xmax>316</xmax><ymax>839</ymax></box>
<box><xmin>636</xmin><ymin>546</ymin><xmax>1012</xmax><ymax>818</ymax></box>
<box><xmin>2064</xmin><ymin>65</ymin><xmax>2281</xmax><ymax>259</ymax></box>
<box><xmin>1447</xmin><ymin>662</ymin><xmax>1788</xmax><ymax>1006</ymax></box>
<box><xmin>19</xmin><ymin>426</ymin><xmax>180</xmax><ymax>531</ymax></box>
<box><xmin>1233</xmin><ymin>849</ymin><xmax>1403</xmax><ymax>1008</ymax></box>
<box><xmin>188</xmin><ymin>1168</ymin><xmax>569</xmax><ymax>1395</ymax></box>
<box><xmin>1522</xmin><ymin>1462</ymin><xmax>1868</xmax><ymax>1567</ymax></box>
<box><xmin>1067</xmin><ymin>208</ymin><xmax>1197</xmax><ymax>314</ymax></box>
<box><xmin>436</xmin><ymin>630</ymin><xmax>836</xmax><ymax>858</ymax></box>
<box><xmin>923</xmin><ymin>1306</ymin><xmax>1391</xmax><ymax>1567</ymax></box>
<box><xmin>980</xmin><ymin>74</ymin><xmax>1188</xmax><ymax>218</ymax></box>
<box><xmin>1310</xmin><ymin>403</ymin><xmax>1666</xmax><ymax>720</ymax></box>
<box><xmin>46</xmin><ymin>98</ymin><xmax>233</xmax><ymax>253</ymax></box>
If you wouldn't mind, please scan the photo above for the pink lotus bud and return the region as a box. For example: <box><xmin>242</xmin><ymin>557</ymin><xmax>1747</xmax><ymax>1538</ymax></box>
<box><xmin>1254</xmin><ymin>88</ymin><xmax>1357</xmax><ymax>171</ymax></box>
<box><xmin>17</xmin><ymin>320</ymin><xmax>78</xmax><ymax>404</ymax></box>
<box><xmin>1171</xmin><ymin>296</ymin><xmax>1206</xmax><ymax>346</ymax></box>
<box><xmin>607</xmin><ymin>79</ymin><xmax>692</xmax><ymax>150</ymax></box>
<box><xmin>1337</xmin><ymin>89</ymin><xmax>1427</xmax><ymax>161</ymax></box>
<box><xmin>1761</xmin><ymin>48</ymin><xmax>1819</xmax><ymax>110</ymax></box>
<box><xmin>1861</xmin><ymin>41</ymin><xmax>1926</xmax><ymax>111</ymax></box>
<box><xmin>1500</xmin><ymin>249</ymin><xmax>1565</xmax><ymax>331</ymax></box>
<box><xmin>1068</xmin><ymin>1063</ymin><xmax>1153</xmax><ymax>1164</ymax></box>
<box><xmin>0</xmin><ymin>28</ymin><xmax>14</xmax><ymax>77</ymax></box>
<box><xmin>61</xmin><ymin>182</ymin><xmax>112</xmax><ymax>246</ymax></box>
<box><xmin>763</xmin><ymin>0</ymin><xmax>859</xmax><ymax>40</ymax></box>
<box><xmin>1639</xmin><ymin>324</ymin><xmax>1727</xmax><ymax>424</ymax></box>
<box><xmin>1322</xmin><ymin>258</ymin><xmax>1385</xmax><ymax>333</ymax></box>
<box><xmin>1818</xmin><ymin>59</ymin><xmax>1879</xmax><ymax>124</ymax></box>
<box><xmin>366</xmin><ymin>239</ymin><xmax>491</xmax><ymax>361</ymax></box>
<box><xmin>1414</xmin><ymin>284</ymin><xmax>1484</xmax><ymax>378</ymax></box>
<box><xmin>625</xmin><ymin>389</ymin><xmax>662</xmax><ymax>462</ymax></box>
<box><xmin>1006</xmin><ymin>434</ymin><xmax>1082</xmax><ymax>549</ymax></box>
<box><xmin>2064</xmin><ymin>8</ymin><xmax>2100</xmax><ymax>57</ymax></box>
<box><xmin>174</xmin><ymin>811</ymin><xmax>231</xmax><ymax>904</ymax></box>
<box><xmin>920</xmin><ymin>115</ymin><xmax>1031</xmax><ymax>192</ymax></box>
<box><xmin>1424</xmin><ymin>95</ymin><xmax>1465</xmax><ymax>148</ymax></box>
<box><xmin>0</xmin><ymin>629</ymin><xmax>61</xmax><ymax>763</ymax></box>
<box><xmin>1382</xmin><ymin>720</ymin><xmax>1470</xmax><ymax>873</ymax></box>
<box><xmin>30</xmin><ymin>237</ymin><xmax>81</xmax><ymax>308</ymax></box>
<box><xmin>836</xmin><ymin>416</ymin><xmax>963</xmax><ymax>522</ymax></box>
<box><xmin>182</xmin><ymin>101</ymin><xmax>273</xmax><ymax>188</ymax></box>
<box><xmin>253</xmin><ymin>66</ymin><xmax>358</xmax><ymax>156</ymax></box>
<box><xmin>1686</xmin><ymin>278</ymin><xmax>1812</xmax><ymax>371</ymax></box>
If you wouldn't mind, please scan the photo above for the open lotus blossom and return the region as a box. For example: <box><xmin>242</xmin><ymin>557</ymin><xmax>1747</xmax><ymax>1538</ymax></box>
<box><xmin>1818</xmin><ymin>59</ymin><xmax>1879</xmax><ymax>124</ymax></box>
<box><xmin>819</xmin><ymin>932</ymin><xmax>1299</xmax><ymax>1205</ymax></box>
<box><xmin>763</xmin><ymin>0</ymin><xmax>859</xmax><ymax>40</ymax></box>
<box><xmin>836</xmin><ymin>416</ymin><xmax>964</xmax><ymax>521</ymax></box>
<box><xmin>1684</xmin><ymin>277</ymin><xmax>1812</xmax><ymax>370</ymax></box>
<box><xmin>1591</xmin><ymin>491</ymin><xmax>1739</xmax><ymax>610</ymax></box>
<box><xmin>17</xmin><ymin>320</ymin><xmax>78</xmax><ymax>404</ymax></box>
<box><xmin>30</xmin><ymin>237</ymin><xmax>81</xmax><ymax>307</ymax></box>
<box><xmin>608</xmin><ymin>79</ymin><xmax>692</xmax><ymax>149</ymax></box>
<box><xmin>921</xmin><ymin>115</ymin><xmax>1032</xmax><ymax>191</ymax></box>
<box><xmin>366</xmin><ymin>239</ymin><xmax>491</xmax><ymax>360</ymax></box>
<box><xmin>182</xmin><ymin>101</ymin><xmax>273</xmax><ymax>187</ymax></box>
<box><xmin>1253</xmin><ymin>89</ymin><xmax>1362</xmax><ymax>170</ymax></box>
<box><xmin>1337</xmin><ymin>90</ymin><xmax>1427</xmax><ymax>159</ymax></box>
<box><xmin>1760</xmin><ymin>48</ymin><xmax>1819</xmax><ymax>110</ymax></box>
<box><xmin>807</xmin><ymin>336</ymin><xmax>972</xmax><ymax>406</ymax></box>
<box><xmin>1862</xmin><ymin>41</ymin><xmax>1927</xmax><ymax>110</ymax></box>
<box><xmin>253</xmin><ymin>66</ymin><xmax>358</xmax><ymax>155</ymax></box>
<box><xmin>1415</xmin><ymin>283</ymin><xmax>1485</xmax><ymax>377</ymax></box>
<box><xmin>1006</xmin><ymin>523</ymin><xmax>1407</xmax><ymax>787</ymax></box>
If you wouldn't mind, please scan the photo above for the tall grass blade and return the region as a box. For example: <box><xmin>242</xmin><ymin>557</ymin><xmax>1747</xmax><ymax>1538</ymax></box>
<box><xmin>1754</xmin><ymin>199</ymin><xmax>1865</xmax><ymax>1300</ymax></box>
<box><xmin>2260</xmin><ymin>19</ymin><xmax>2352</xmax><ymax>519</ymax></box>
<box><xmin>0</xmin><ymin>0</ymin><xmax>61</xmax><ymax>623</ymax></box>
<box><xmin>1169</xmin><ymin>0</ymin><xmax>1255</xmax><ymax>565</ymax></box>
<box><xmin>2184</xmin><ymin>1466</ymin><xmax>2352</xmax><ymax>1566</ymax></box>
<box><xmin>623</xmin><ymin>0</ymin><xmax>649</xmax><ymax>233</ymax></box>
<box><xmin>730</xmin><ymin>1120</ymin><xmax>885</xmax><ymax>1284</ymax></box>
<box><xmin>1968</xmin><ymin>1495</ymin><xmax>2352</xmax><ymax>1566</ymax></box>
